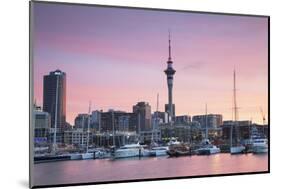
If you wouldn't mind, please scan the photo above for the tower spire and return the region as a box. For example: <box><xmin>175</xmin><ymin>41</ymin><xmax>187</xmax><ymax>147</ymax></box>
<box><xmin>168</xmin><ymin>30</ymin><xmax>172</xmax><ymax>61</ymax></box>
<box><xmin>164</xmin><ymin>30</ymin><xmax>176</xmax><ymax>124</ymax></box>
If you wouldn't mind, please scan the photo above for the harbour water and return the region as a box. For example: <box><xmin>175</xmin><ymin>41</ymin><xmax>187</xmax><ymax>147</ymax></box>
<box><xmin>33</xmin><ymin>153</ymin><xmax>268</xmax><ymax>186</ymax></box>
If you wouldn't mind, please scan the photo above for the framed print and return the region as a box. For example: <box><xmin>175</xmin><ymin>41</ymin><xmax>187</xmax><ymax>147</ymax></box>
<box><xmin>29</xmin><ymin>0</ymin><xmax>270</xmax><ymax>188</ymax></box>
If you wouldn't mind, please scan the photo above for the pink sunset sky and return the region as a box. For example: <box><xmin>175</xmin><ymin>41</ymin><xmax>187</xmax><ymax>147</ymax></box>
<box><xmin>33</xmin><ymin>3</ymin><xmax>268</xmax><ymax>125</ymax></box>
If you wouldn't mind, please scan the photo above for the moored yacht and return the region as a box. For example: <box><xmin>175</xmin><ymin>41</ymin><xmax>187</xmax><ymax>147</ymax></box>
<box><xmin>112</xmin><ymin>143</ymin><xmax>143</xmax><ymax>159</ymax></box>
<box><xmin>151</xmin><ymin>146</ymin><xmax>169</xmax><ymax>156</ymax></box>
<box><xmin>197</xmin><ymin>105</ymin><xmax>221</xmax><ymax>155</ymax></box>
<box><xmin>167</xmin><ymin>143</ymin><xmax>190</xmax><ymax>157</ymax></box>
<box><xmin>144</xmin><ymin>146</ymin><xmax>169</xmax><ymax>157</ymax></box>
<box><xmin>230</xmin><ymin>146</ymin><xmax>245</xmax><ymax>154</ymax></box>
<box><xmin>81</xmin><ymin>102</ymin><xmax>95</xmax><ymax>160</ymax></box>
<box><xmin>166</xmin><ymin>138</ymin><xmax>190</xmax><ymax>157</ymax></box>
<box><xmin>167</xmin><ymin>137</ymin><xmax>181</xmax><ymax>145</ymax></box>
<box><xmin>250</xmin><ymin>126</ymin><xmax>268</xmax><ymax>154</ymax></box>
<box><xmin>81</xmin><ymin>152</ymin><xmax>94</xmax><ymax>159</ymax></box>
<box><xmin>197</xmin><ymin>139</ymin><xmax>220</xmax><ymax>155</ymax></box>
<box><xmin>230</xmin><ymin>70</ymin><xmax>246</xmax><ymax>155</ymax></box>
<box><xmin>252</xmin><ymin>136</ymin><xmax>268</xmax><ymax>154</ymax></box>
<box><xmin>69</xmin><ymin>153</ymin><xmax>82</xmax><ymax>160</ymax></box>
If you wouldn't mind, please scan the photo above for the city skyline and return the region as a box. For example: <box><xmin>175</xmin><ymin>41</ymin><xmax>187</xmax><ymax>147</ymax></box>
<box><xmin>33</xmin><ymin>3</ymin><xmax>268</xmax><ymax>125</ymax></box>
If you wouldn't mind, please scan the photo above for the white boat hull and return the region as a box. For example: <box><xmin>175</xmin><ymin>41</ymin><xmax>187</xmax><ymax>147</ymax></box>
<box><xmin>113</xmin><ymin>148</ymin><xmax>142</xmax><ymax>159</ymax></box>
<box><xmin>253</xmin><ymin>145</ymin><xmax>268</xmax><ymax>154</ymax></box>
<box><xmin>94</xmin><ymin>151</ymin><xmax>111</xmax><ymax>159</ymax></box>
<box><xmin>197</xmin><ymin>146</ymin><xmax>220</xmax><ymax>155</ymax></box>
<box><xmin>144</xmin><ymin>149</ymin><xmax>168</xmax><ymax>156</ymax></box>
<box><xmin>142</xmin><ymin>149</ymin><xmax>153</xmax><ymax>157</ymax></box>
<box><xmin>70</xmin><ymin>154</ymin><xmax>82</xmax><ymax>160</ymax></box>
<box><xmin>151</xmin><ymin>146</ymin><xmax>168</xmax><ymax>156</ymax></box>
<box><xmin>155</xmin><ymin>149</ymin><xmax>168</xmax><ymax>156</ymax></box>
<box><xmin>230</xmin><ymin>146</ymin><xmax>245</xmax><ymax>154</ymax></box>
<box><xmin>251</xmin><ymin>137</ymin><xmax>268</xmax><ymax>154</ymax></box>
<box><xmin>210</xmin><ymin>148</ymin><xmax>221</xmax><ymax>154</ymax></box>
<box><xmin>81</xmin><ymin>153</ymin><xmax>94</xmax><ymax>159</ymax></box>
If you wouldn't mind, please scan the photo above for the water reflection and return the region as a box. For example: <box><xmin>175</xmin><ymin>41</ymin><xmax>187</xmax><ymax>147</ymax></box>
<box><xmin>34</xmin><ymin>153</ymin><xmax>268</xmax><ymax>186</ymax></box>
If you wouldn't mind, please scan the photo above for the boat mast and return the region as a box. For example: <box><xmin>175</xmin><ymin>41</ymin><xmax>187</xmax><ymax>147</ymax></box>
<box><xmin>82</xmin><ymin>116</ymin><xmax>84</xmax><ymax>146</ymax></box>
<box><xmin>99</xmin><ymin>109</ymin><xmax>102</xmax><ymax>147</ymax></box>
<box><xmin>52</xmin><ymin>75</ymin><xmax>59</xmax><ymax>154</ymax></box>
<box><xmin>86</xmin><ymin>101</ymin><xmax>91</xmax><ymax>153</ymax></box>
<box><xmin>156</xmin><ymin>93</ymin><xmax>159</xmax><ymax>124</ymax></box>
<box><xmin>112</xmin><ymin>111</ymin><xmax>115</xmax><ymax>147</ymax></box>
<box><xmin>151</xmin><ymin>93</ymin><xmax>159</xmax><ymax>143</ymax></box>
<box><xmin>233</xmin><ymin>69</ymin><xmax>240</xmax><ymax>145</ymax></box>
<box><xmin>205</xmin><ymin>103</ymin><xmax>208</xmax><ymax>140</ymax></box>
<box><xmin>138</xmin><ymin>113</ymin><xmax>141</xmax><ymax>142</ymax></box>
<box><xmin>155</xmin><ymin>93</ymin><xmax>159</xmax><ymax>142</ymax></box>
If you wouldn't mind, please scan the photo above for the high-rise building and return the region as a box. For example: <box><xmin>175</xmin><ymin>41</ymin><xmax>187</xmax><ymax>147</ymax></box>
<box><xmin>133</xmin><ymin>102</ymin><xmax>152</xmax><ymax>132</ymax></box>
<box><xmin>43</xmin><ymin>70</ymin><xmax>66</xmax><ymax>131</ymax></box>
<box><xmin>192</xmin><ymin>114</ymin><xmax>223</xmax><ymax>129</ymax></box>
<box><xmin>164</xmin><ymin>32</ymin><xmax>176</xmax><ymax>120</ymax></box>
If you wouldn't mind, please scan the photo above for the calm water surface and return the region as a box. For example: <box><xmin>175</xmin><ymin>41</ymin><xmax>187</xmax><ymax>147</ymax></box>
<box><xmin>33</xmin><ymin>153</ymin><xmax>268</xmax><ymax>186</ymax></box>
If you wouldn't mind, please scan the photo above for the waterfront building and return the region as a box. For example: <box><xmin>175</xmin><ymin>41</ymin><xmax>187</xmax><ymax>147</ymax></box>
<box><xmin>160</xmin><ymin>123</ymin><xmax>202</xmax><ymax>144</ymax></box>
<box><xmin>43</xmin><ymin>69</ymin><xmax>66</xmax><ymax>131</ymax></box>
<box><xmin>34</xmin><ymin>109</ymin><xmax>51</xmax><ymax>145</ymax></box>
<box><xmin>92</xmin><ymin>131</ymin><xmax>138</xmax><ymax>148</ymax></box>
<box><xmin>220</xmin><ymin>120</ymin><xmax>268</xmax><ymax>142</ymax></box>
<box><xmin>152</xmin><ymin>111</ymin><xmax>168</xmax><ymax>131</ymax></box>
<box><xmin>139</xmin><ymin>130</ymin><xmax>161</xmax><ymax>144</ymax></box>
<box><xmin>164</xmin><ymin>32</ymin><xmax>176</xmax><ymax>121</ymax></box>
<box><xmin>74</xmin><ymin>114</ymin><xmax>90</xmax><ymax>130</ymax></box>
<box><xmin>48</xmin><ymin>129</ymin><xmax>64</xmax><ymax>144</ymax></box>
<box><xmin>118</xmin><ymin>115</ymin><xmax>131</xmax><ymax>132</ymax></box>
<box><xmin>133</xmin><ymin>102</ymin><xmax>152</xmax><ymax>132</ymax></box>
<box><xmin>175</xmin><ymin>115</ymin><xmax>191</xmax><ymax>124</ymax></box>
<box><xmin>153</xmin><ymin>111</ymin><xmax>169</xmax><ymax>124</ymax></box>
<box><xmin>64</xmin><ymin>128</ymin><xmax>92</xmax><ymax>147</ymax></box>
<box><xmin>192</xmin><ymin>114</ymin><xmax>223</xmax><ymax>129</ymax></box>
<box><xmin>100</xmin><ymin>110</ymin><xmax>137</xmax><ymax>132</ymax></box>
<box><xmin>91</xmin><ymin>110</ymin><xmax>102</xmax><ymax>130</ymax></box>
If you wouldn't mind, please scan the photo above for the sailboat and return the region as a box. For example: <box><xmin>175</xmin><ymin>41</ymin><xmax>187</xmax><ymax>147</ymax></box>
<box><xmin>143</xmin><ymin>94</ymin><xmax>169</xmax><ymax>157</ymax></box>
<box><xmin>111</xmin><ymin>111</ymin><xmax>144</xmax><ymax>159</ymax></box>
<box><xmin>81</xmin><ymin>101</ymin><xmax>94</xmax><ymax>159</ymax></box>
<box><xmin>250</xmin><ymin>126</ymin><xmax>268</xmax><ymax>154</ymax></box>
<box><xmin>197</xmin><ymin>104</ymin><xmax>220</xmax><ymax>155</ymax></box>
<box><xmin>166</xmin><ymin>137</ymin><xmax>191</xmax><ymax>157</ymax></box>
<box><xmin>230</xmin><ymin>70</ymin><xmax>245</xmax><ymax>154</ymax></box>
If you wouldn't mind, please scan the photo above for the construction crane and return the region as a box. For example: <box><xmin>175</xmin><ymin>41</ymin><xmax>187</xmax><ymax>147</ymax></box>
<box><xmin>260</xmin><ymin>107</ymin><xmax>266</xmax><ymax>135</ymax></box>
<box><xmin>260</xmin><ymin>107</ymin><xmax>266</xmax><ymax>125</ymax></box>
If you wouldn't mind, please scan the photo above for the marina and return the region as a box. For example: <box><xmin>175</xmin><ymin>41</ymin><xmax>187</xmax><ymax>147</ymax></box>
<box><xmin>33</xmin><ymin>153</ymin><xmax>268</xmax><ymax>186</ymax></box>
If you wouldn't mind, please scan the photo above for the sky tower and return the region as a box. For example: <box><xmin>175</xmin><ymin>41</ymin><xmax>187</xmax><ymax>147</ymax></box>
<box><xmin>164</xmin><ymin>32</ymin><xmax>176</xmax><ymax>122</ymax></box>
